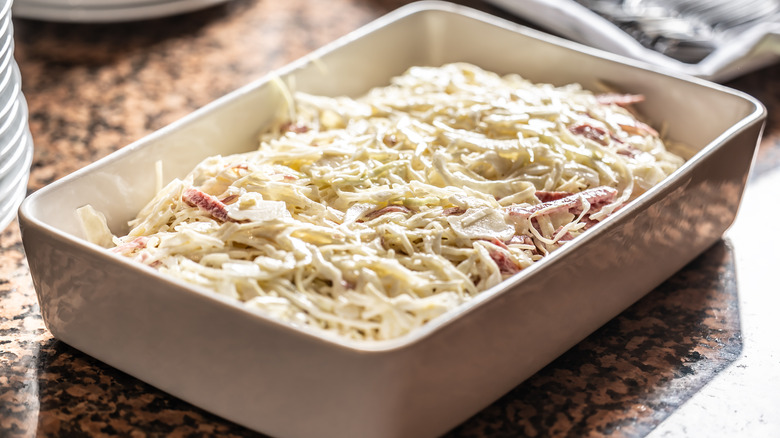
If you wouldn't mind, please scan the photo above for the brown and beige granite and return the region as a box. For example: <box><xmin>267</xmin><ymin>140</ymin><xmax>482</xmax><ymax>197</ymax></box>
<box><xmin>2</xmin><ymin>0</ymin><xmax>779</xmax><ymax>436</ymax></box>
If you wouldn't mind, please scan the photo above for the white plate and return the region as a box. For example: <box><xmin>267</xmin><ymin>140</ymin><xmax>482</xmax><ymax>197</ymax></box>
<box><xmin>0</xmin><ymin>12</ymin><xmax>13</xmax><ymax>60</ymax></box>
<box><xmin>0</xmin><ymin>50</ymin><xmax>20</xmax><ymax>116</ymax></box>
<box><xmin>0</xmin><ymin>130</ymin><xmax>31</xmax><ymax>233</ymax></box>
<box><xmin>0</xmin><ymin>58</ymin><xmax>20</xmax><ymax>124</ymax></box>
<box><xmin>0</xmin><ymin>169</ymin><xmax>29</xmax><ymax>231</ymax></box>
<box><xmin>0</xmin><ymin>0</ymin><xmax>12</xmax><ymax>23</ymax></box>
<box><xmin>0</xmin><ymin>114</ymin><xmax>29</xmax><ymax>182</ymax></box>
<box><xmin>0</xmin><ymin>130</ymin><xmax>32</xmax><ymax>203</ymax></box>
<box><xmin>0</xmin><ymin>94</ymin><xmax>27</xmax><ymax>165</ymax></box>
<box><xmin>13</xmin><ymin>0</ymin><xmax>231</xmax><ymax>23</ymax></box>
<box><xmin>0</xmin><ymin>97</ymin><xmax>24</xmax><ymax>155</ymax></box>
<box><xmin>16</xmin><ymin>0</ymin><xmax>183</xmax><ymax>7</ymax></box>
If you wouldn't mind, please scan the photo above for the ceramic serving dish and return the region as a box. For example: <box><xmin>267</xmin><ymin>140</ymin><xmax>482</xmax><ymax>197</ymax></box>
<box><xmin>18</xmin><ymin>2</ymin><xmax>765</xmax><ymax>437</ymax></box>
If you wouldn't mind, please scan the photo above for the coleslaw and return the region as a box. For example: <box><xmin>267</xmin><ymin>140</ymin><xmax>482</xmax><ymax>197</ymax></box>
<box><xmin>80</xmin><ymin>63</ymin><xmax>684</xmax><ymax>341</ymax></box>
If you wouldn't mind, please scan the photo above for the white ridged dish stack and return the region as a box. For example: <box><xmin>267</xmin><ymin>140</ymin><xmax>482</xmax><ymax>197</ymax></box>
<box><xmin>0</xmin><ymin>0</ymin><xmax>32</xmax><ymax>231</ymax></box>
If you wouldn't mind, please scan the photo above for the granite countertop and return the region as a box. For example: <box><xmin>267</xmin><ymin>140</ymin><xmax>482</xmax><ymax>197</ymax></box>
<box><xmin>2</xmin><ymin>0</ymin><xmax>779</xmax><ymax>436</ymax></box>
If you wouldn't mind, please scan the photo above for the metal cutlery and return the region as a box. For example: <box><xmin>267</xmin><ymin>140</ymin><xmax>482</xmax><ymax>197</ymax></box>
<box><xmin>575</xmin><ymin>0</ymin><xmax>780</xmax><ymax>63</ymax></box>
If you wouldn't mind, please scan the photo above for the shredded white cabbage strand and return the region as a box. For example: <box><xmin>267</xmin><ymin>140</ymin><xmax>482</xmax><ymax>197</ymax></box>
<box><xmin>88</xmin><ymin>63</ymin><xmax>685</xmax><ymax>341</ymax></box>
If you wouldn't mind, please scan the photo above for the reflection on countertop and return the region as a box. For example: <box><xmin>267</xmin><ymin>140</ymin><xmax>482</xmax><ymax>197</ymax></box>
<box><xmin>2</xmin><ymin>0</ymin><xmax>779</xmax><ymax>436</ymax></box>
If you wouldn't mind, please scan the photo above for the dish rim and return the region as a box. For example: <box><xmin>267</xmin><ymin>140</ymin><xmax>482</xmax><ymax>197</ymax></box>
<box><xmin>18</xmin><ymin>0</ymin><xmax>767</xmax><ymax>354</ymax></box>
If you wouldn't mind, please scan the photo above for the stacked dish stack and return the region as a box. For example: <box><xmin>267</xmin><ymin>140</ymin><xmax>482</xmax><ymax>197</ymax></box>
<box><xmin>0</xmin><ymin>0</ymin><xmax>33</xmax><ymax>231</ymax></box>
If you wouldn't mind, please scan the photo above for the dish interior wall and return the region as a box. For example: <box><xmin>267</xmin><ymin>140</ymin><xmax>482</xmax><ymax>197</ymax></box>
<box><xmin>29</xmin><ymin>8</ymin><xmax>756</xmax><ymax>245</ymax></box>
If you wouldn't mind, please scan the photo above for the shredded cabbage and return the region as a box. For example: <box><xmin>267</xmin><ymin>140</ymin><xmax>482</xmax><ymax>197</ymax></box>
<box><xmin>87</xmin><ymin>63</ymin><xmax>685</xmax><ymax>341</ymax></box>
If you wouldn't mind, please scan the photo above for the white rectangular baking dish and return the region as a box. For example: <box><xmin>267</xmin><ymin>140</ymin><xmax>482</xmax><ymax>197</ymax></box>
<box><xmin>19</xmin><ymin>2</ymin><xmax>765</xmax><ymax>437</ymax></box>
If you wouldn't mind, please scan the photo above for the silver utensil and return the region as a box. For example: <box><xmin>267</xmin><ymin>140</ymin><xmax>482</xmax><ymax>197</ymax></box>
<box><xmin>576</xmin><ymin>0</ymin><xmax>780</xmax><ymax>63</ymax></box>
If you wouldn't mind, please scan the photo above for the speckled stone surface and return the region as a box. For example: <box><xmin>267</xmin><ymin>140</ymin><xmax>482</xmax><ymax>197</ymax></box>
<box><xmin>2</xmin><ymin>0</ymin><xmax>779</xmax><ymax>436</ymax></box>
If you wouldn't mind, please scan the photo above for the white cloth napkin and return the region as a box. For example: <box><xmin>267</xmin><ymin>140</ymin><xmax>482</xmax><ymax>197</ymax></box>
<box><xmin>485</xmin><ymin>0</ymin><xmax>780</xmax><ymax>82</ymax></box>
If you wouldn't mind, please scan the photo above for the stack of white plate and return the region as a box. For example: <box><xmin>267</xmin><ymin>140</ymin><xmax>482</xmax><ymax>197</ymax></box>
<box><xmin>0</xmin><ymin>0</ymin><xmax>33</xmax><ymax>231</ymax></box>
<box><xmin>12</xmin><ymin>0</ymin><xmax>230</xmax><ymax>23</ymax></box>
